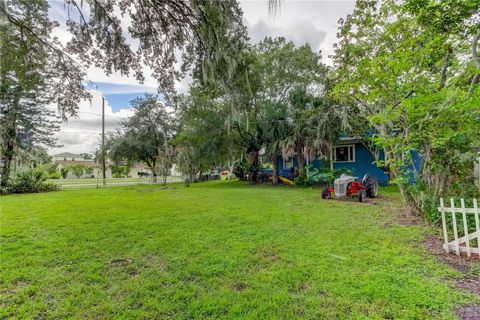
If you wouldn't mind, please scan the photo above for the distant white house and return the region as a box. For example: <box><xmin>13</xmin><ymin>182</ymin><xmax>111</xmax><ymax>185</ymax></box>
<box><xmin>51</xmin><ymin>152</ymin><xmax>178</xmax><ymax>179</ymax></box>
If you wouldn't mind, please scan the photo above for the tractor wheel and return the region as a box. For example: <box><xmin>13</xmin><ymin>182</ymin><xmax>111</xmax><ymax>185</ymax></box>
<box><xmin>358</xmin><ymin>189</ymin><xmax>366</xmax><ymax>202</ymax></box>
<box><xmin>362</xmin><ymin>174</ymin><xmax>379</xmax><ymax>198</ymax></box>
<box><xmin>322</xmin><ymin>187</ymin><xmax>332</xmax><ymax>199</ymax></box>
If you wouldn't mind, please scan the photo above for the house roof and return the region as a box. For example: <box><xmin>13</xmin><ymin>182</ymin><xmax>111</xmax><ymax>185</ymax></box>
<box><xmin>336</xmin><ymin>136</ymin><xmax>363</xmax><ymax>145</ymax></box>
<box><xmin>52</xmin><ymin>152</ymin><xmax>84</xmax><ymax>158</ymax></box>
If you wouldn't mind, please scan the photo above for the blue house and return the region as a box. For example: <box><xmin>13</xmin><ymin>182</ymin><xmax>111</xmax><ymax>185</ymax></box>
<box><xmin>276</xmin><ymin>137</ymin><xmax>391</xmax><ymax>185</ymax></box>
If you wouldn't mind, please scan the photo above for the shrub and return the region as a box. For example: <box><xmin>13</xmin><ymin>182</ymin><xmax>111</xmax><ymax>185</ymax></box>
<box><xmin>295</xmin><ymin>164</ymin><xmax>353</xmax><ymax>187</ymax></box>
<box><xmin>69</xmin><ymin>164</ymin><xmax>85</xmax><ymax>178</ymax></box>
<box><xmin>48</xmin><ymin>172</ymin><xmax>61</xmax><ymax>179</ymax></box>
<box><xmin>40</xmin><ymin>162</ymin><xmax>59</xmax><ymax>175</ymax></box>
<box><xmin>233</xmin><ymin>160</ymin><xmax>248</xmax><ymax>181</ymax></box>
<box><xmin>411</xmin><ymin>174</ymin><xmax>480</xmax><ymax>228</ymax></box>
<box><xmin>5</xmin><ymin>169</ymin><xmax>59</xmax><ymax>194</ymax></box>
<box><xmin>60</xmin><ymin>167</ymin><xmax>69</xmax><ymax>179</ymax></box>
<box><xmin>0</xmin><ymin>185</ymin><xmax>8</xmax><ymax>195</ymax></box>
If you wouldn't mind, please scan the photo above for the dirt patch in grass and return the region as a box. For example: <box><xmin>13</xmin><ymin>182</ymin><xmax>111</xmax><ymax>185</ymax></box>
<box><xmin>455</xmin><ymin>304</ymin><xmax>480</xmax><ymax>320</ymax></box>
<box><xmin>256</xmin><ymin>247</ymin><xmax>281</xmax><ymax>263</ymax></box>
<box><xmin>456</xmin><ymin>278</ymin><xmax>480</xmax><ymax>296</ymax></box>
<box><xmin>425</xmin><ymin>235</ymin><xmax>479</xmax><ymax>273</ymax></box>
<box><xmin>289</xmin><ymin>282</ymin><xmax>312</xmax><ymax>295</ymax></box>
<box><xmin>396</xmin><ymin>207</ymin><xmax>429</xmax><ymax>227</ymax></box>
<box><xmin>424</xmin><ymin>235</ymin><xmax>480</xmax><ymax>320</ymax></box>
<box><xmin>233</xmin><ymin>282</ymin><xmax>247</xmax><ymax>292</ymax></box>
<box><xmin>109</xmin><ymin>258</ymin><xmax>134</xmax><ymax>266</ymax></box>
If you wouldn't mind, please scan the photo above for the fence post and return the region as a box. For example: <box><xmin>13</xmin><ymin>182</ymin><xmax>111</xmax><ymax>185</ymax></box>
<box><xmin>440</xmin><ymin>198</ymin><xmax>449</xmax><ymax>253</ymax></box>
<box><xmin>460</xmin><ymin>198</ymin><xmax>471</xmax><ymax>257</ymax></box>
<box><xmin>450</xmin><ymin>198</ymin><xmax>460</xmax><ymax>255</ymax></box>
<box><xmin>474</xmin><ymin>199</ymin><xmax>480</xmax><ymax>258</ymax></box>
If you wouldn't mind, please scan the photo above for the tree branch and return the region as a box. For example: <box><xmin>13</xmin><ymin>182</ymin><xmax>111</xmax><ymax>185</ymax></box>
<box><xmin>438</xmin><ymin>47</ymin><xmax>452</xmax><ymax>90</ymax></box>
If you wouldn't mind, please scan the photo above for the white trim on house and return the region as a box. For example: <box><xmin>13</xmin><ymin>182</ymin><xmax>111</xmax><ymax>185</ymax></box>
<box><xmin>333</xmin><ymin>144</ymin><xmax>356</xmax><ymax>163</ymax></box>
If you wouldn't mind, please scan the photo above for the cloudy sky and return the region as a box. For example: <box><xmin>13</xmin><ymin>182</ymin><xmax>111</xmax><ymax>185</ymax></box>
<box><xmin>48</xmin><ymin>0</ymin><xmax>355</xmax><ymax>155</ymax></box>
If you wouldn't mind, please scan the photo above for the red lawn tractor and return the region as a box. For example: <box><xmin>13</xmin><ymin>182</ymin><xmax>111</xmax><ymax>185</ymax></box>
<box><xmin>321</xmin><ymin>174</ymin><xmax>378</xmax><ymax>202</ymax></box>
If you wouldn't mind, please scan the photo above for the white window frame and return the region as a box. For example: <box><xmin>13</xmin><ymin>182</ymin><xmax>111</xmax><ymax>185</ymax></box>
<box><xmin>283</xmin><ymin>158</ymin><xmax>294</xmax><ymax>169</ymax></box>
<box><xmin>333</xmin><ymin>145</ymin><xmax>355</xmax><ymax>163</ymax></box>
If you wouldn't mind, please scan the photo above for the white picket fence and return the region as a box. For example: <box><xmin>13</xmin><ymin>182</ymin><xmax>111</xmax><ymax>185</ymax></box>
<box><xmin>47</xmin><ymin>176</ymin><xmax>183</xmax><ymax>189</ymax></box>
<box><xmin>438</xmin><ymin>198</ymin><xmax>480</xmax><ymax>258</ymax></box>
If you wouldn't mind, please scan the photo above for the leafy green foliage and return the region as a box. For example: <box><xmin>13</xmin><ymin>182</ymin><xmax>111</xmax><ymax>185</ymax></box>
<box><xmin>4</xmin><ymin>0</ymin><xmax>247</xmax><ymax>95</ymax></box>
<box><xmin>179</xmin><ymin>37</ymin><xmax>330</xmax><ymax>183</ymax></box>
<box><xmin>48</xmin><ymin>172</ymin><xmax>61</xmax><ymax>180</ymax></box>
<box><xmin>0</xmin><ymin>1</ymin><xmax>88</xmax><ymax>185</ymax></box>
<box><xmin>111</xmin><ymin>163</ymin><xmax>132</xmax><ymax>178</ymax></box>
<box><xmin>332</xmin><ymin>0</ymin><xmax>480</xmax><ymax>215</ymax></box>
<box><xmin>108</xmin><ymin>94</ymin><xmax>177</xmax><ymax>183</ymax></box>
<box><xmin>4</xmin><ymin>169</ymin><xmax>58</xmax><ymax>194</ymax></box>
<box><xmin>59</xmin><ymin>167</ymin><xmax>69</xmax><ymax>179</ymax></box>
<box><xmin>69</xmin><ymin>164</ymin><xmax>86</xmax><ymax>179</ymax></box>
<box><xmin>84</xmin><ymin>166</ymin><xmax>94</xmax><ymax>177</ymax></box>
<box><xmin>295</xmin><ymin>164</ymin><xmax>353</xmax><ymax>187</ymax></box>
<box><xmin>232</xmin><ymin>159</ymin><xmax>249</xmax><ymax>181</ymax></box>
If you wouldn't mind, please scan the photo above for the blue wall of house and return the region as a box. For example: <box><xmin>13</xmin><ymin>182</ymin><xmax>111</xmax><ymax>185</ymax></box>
<box><xmin>276</xmin><ymin>143</ymin><xmax>390</xmax><ymax>185</ymax></box>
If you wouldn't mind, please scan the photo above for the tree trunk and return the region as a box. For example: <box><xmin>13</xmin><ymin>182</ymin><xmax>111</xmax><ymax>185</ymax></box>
<box><xmin>272</xmin><ymin>155</ymin><xmax>279</xmax><ymax>184</ymax></box>
<box><xmin>228</xmin><ymin>159</ymin><xmax>237</xmax><ymax>181</ymax></box>
<box><xmin>397</xmin><ymin>181</ymin><xmax>420</xmax><ymax>215</ymax></box>
<box><xmin>150</xmin><ymin>167</ymin><xmax>157</xmax><ymax>183</ymax></box>
<box><xmin>295</xmin><ymin>143</ymin><xmax>305</xmax><ymax>178</ymax></box>
<box><xmin>248</xmin><ymin>150</ymin><xmax>260</xmax><ymax>183</ymax></box>
<box><xmin>1</xmin><ymin>141</ymin><xmax>14</xmax><ymax>186</ymax></box>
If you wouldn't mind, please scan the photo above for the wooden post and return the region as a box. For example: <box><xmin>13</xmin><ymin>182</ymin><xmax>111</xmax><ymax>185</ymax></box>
<box><xmin>474</xmin><ymin>199</ymin><xmax>480</xmax><ymax>258</ymax></box>
<box><xmin>440</xmin><ymin>198</ymin><xmax>449</xmax><ymax>253</ymax></box>
<box><xmin>102</xmin><ymin>96</ymin><xmax>106</xmax><ymax>186</ymax></box>
<box><xmin>450</xmin><ymin>198</ymin><xmax>460</xmax><ymax>255</ymax></box>
<box><xmin>461</xmin><ymin>199</ymin><xmax>471</xmax><ymax>257</ymax></box>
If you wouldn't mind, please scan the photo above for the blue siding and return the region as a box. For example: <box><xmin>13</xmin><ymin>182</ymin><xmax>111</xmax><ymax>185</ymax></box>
<box><xmin>276</xmin><ymin>143</ymin><xmax>390</xmax><ymax>185</ymax></box>
<box><xmin>333</xmin><ymin>144</ymin><xmax>389</xmax><ymax>185</ymax></box>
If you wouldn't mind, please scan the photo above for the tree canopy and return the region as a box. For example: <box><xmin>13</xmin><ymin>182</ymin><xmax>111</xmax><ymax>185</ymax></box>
<box><xmin>332</xmin><ymin>0</ymin><xmax>480</xmax><ymax>213</ymax></box>
<box><xmin>108</xmin><ymin>94</ymin><xmax>177</xmax><ymax>183</ymax></box>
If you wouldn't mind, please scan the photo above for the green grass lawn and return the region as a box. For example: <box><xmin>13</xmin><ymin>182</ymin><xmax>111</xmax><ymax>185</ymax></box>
<box><xmin>1</xmin><ymin>181</ymin><xmax>477</xmax><ymax>319</ymax></box>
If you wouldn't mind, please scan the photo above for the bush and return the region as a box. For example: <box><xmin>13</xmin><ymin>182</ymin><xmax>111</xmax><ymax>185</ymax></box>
<box><xmin>411</xmin><ymin>175</ymin><xmax>480</xmax><ymax>228</ymax></box>
<box><xmin>48</xmin><ymin>172</ymin><xmax>61</xmax><ymax>179</ymax></box>
<box><xmin>69</xmin><ymin>164</ymin><xmax>85</xmax><ymax>178</ymax></box>
<box><xmin>295</xmin><ymin>164</ymin><xmax>353</xmax><ymax>187</ymax></box>
<box><xmin>233</xmin><ymin>160</ymin><xmax>248</xmax><ymax>181</ymax></box>
<box><xmin>4</xmin><ymin>169</ymin><xmax>59</xmax><ymax>194</ymax></box>
<box><xmin>60</xmin><ymin>167</ymin><xmax>69</xmax><ymax>179</ymax></box>
<box><xmin>0</xmin><ymin>185</ymin><xmax>8</xmax><ymax>195</ymax></box>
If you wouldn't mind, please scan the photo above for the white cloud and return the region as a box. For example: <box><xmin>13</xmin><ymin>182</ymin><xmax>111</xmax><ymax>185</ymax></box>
<box><xmin>240</xmin><ymin>0</ymin><xmax>355</xmax><ymax>64</ymax></box>
<box><xmin>48</xmin><ymin>90</ymin><xmax>133</xmax><ymax>154</ymax></box>
<box><xmin>247</xmin><ymin>19</ymin><xmax>327</xmax><ymax>51</ymax></box>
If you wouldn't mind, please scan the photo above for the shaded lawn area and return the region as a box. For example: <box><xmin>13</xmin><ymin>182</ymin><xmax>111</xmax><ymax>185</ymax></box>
<box><xmin>1</xmin><ymin>181</ymin><xmax>477</xmax><ymax>319</ymax></box>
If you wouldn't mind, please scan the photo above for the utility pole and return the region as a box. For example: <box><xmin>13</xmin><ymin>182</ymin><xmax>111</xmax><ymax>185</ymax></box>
<box><xmin>102</xmin><ymin>96</ymin><xmax>106</xmax><ymax>185</ymax></box>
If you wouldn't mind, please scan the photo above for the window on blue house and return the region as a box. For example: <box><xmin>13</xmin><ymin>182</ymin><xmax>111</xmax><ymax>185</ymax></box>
<box><xmin>283</xmin><ymin>158</ymin><xmax>293</xmax><ymax>169</ymax></box>
<box><xmin>334</xmin><ymin>145</ymin><xmax>355</xmax><ymax>162</ymax></box>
